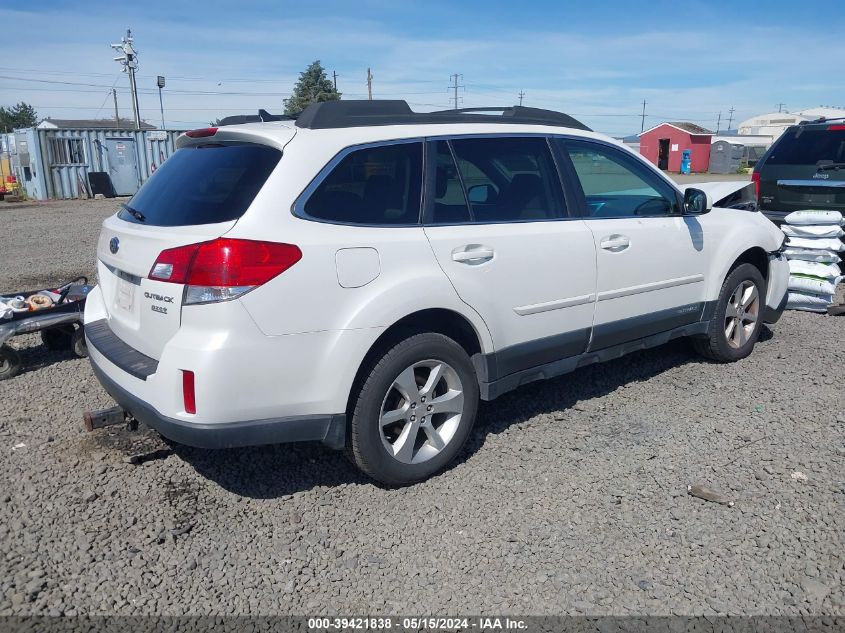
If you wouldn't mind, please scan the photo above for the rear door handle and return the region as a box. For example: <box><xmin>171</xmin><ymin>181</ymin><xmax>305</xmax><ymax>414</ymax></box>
<box><xmin>600</xmin><ymin>235</ymin><xmax>630</xmax><ymax>252</ymax></box>
<box><xmin>452</xmin><ymin>245</ymin><xmax>495</xmax><ymax>264</ymax></box>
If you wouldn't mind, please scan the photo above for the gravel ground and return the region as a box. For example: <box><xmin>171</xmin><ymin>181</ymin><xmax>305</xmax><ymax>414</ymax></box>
<box><xmin>0</xmin><ymin>199</ymin><xmax>843</xmax><ymax>617</ymax></box>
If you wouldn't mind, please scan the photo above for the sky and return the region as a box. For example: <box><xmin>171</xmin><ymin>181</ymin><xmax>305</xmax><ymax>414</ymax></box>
<box><xmin>1</xmin><ymin>0</ymin><xmax>843</xmax><ymax>136</ymax></box>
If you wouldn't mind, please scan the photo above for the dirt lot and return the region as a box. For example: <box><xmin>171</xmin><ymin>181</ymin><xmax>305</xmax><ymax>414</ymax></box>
<box><xmin>0</xmin><ymin>199</ymin><xmax>843</xmax><ymax>616</ymax></box>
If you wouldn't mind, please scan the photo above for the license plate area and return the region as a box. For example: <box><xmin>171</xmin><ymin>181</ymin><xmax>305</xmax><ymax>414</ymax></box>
<box><xmin>116</xmin><ymin>277</ymin><xmax>135</xmax><ymax>312</ymax></box>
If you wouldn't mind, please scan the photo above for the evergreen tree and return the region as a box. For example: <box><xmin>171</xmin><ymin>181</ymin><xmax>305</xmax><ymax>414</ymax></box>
<box><xmin>284</xmin><ymin>61</ymin><xmax>341</xmax><ymax>115</ymax></box>
<box><xmin>0</xmin><ymin>102</ymin><xmax>38</xmax><ymax>130</ymax></box>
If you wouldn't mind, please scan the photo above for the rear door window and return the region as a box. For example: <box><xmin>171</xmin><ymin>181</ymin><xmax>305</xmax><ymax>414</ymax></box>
<box><xmin>766</xmin><ymin>127</ymin><xmax>845</xmax><ymax>166</ymax></box>
<box><xmin>435</xmin><ymin>136</ymin><xmax>565</xmax><ymax>223</ymax></box>
<box><xmin>119</xmin><ymin>144</ymin><xmax>281</xmax><ymax>226</ymax></box>
<box><xmin>302</xmin><ymin>141</ymin><xmax>423</xmax><ymax>225</ymax></box>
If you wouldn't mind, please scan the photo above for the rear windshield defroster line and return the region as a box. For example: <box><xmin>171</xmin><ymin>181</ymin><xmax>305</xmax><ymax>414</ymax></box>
<box><xmin>117</xmin><ymin>144</ymin><xmax>281</xmax><ymax>227</ymax></box>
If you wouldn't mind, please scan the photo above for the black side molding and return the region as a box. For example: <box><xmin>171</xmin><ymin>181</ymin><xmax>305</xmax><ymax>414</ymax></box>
<box><xmin>85</xmin><ymin>319</ymin><xmax>159</xmax><ymax>380</ymax></box>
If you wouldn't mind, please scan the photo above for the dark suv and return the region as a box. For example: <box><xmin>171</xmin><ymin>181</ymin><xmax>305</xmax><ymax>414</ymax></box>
<box><xmin>754</xmin><ymin>120</ymin><xmax>845</xmax><ymax>225</ymax></box>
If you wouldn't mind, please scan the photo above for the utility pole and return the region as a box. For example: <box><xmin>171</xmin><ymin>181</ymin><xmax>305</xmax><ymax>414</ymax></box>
<box><xmin>332</xmin><ymin>71</ymin><xmax>338</xmax><ymax>91</ymax></box>
<box><xmin>111</xmin><ymin>29</ymin><xmax>141</xmax><ymax>130</ymax></box>
<box><xmin>112</xmin><ymin>88</ymin><xmax>120</xmax><ymax>130</ymax></box>
<box><xmin>518</xmin><ymin>91</ymin><xmax>525</xmax><ymax>106</ymax></box>
<box><xmin>449</xmin><ymin>73</ymin><xmax>464</xmax><ymax>110</ymax></box>
<box><xmin>366</xmin><ymin>68</ymin><xmax>373</xmax><ymax>100</ymax></box>
<box><xmin>716</xmin><ymin>111</ymin><xmax>722</xmax><ymax>133</ymax></box>
<box><xmin>777</xmin><ymin>103</ymin><xmax>785</xmax><ymax>113</ymax></box>
<box><xmin>727</xmin><ymin>106</ymin><xmax>735</xmax><ymax>130</ymax></box>
<box><xmin>157</xmin><ymin>76</ymin><xmax>166</xmax><ymax>129</ymax></box>
<box><xmin>640</xmin><ymin>100</ymin><xmax>647</xmax><ymax>132</ymax></box>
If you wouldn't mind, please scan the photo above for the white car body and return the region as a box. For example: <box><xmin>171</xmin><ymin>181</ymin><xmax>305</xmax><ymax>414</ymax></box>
<box><xmin>85</xmin><ymin>104</ymin><xmax>789</xmax><ymax>454</ymax></box>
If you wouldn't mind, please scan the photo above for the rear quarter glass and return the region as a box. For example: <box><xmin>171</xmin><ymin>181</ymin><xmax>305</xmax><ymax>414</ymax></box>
<box><xmin>118</xmin><ymin>144</ymin><xmax>281</xmax><ymax>227</ymax></box>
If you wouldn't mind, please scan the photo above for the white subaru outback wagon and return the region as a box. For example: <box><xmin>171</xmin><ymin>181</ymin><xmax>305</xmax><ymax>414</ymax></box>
<box><xmin>85</xmin><ymin>101</ymin><xmax>789</xmax><ymax>485</ymax></box>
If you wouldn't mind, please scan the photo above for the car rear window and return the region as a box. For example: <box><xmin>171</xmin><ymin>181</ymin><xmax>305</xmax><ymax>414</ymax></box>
<box><xmin>118</xmin><ymin>144</ymin><xmax>281</xmax><ymax>226</ymax></box>
<box><xmin>765</xmin><ymin>127</ymin><xmax>845</xmax><ymax>166</ymax></box>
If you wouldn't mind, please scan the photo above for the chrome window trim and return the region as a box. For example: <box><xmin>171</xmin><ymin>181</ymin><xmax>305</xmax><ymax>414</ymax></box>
<box><xmin>777</xmin><ymin>179</ymin><xmax>845</xmax><ymax>188</ymax></box>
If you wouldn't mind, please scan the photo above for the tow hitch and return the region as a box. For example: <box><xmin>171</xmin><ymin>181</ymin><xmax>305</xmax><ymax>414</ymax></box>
<box><xmin>83</xmin><ymin>405</ymin><xmax>138</xmax><ymax>432</ymax></box>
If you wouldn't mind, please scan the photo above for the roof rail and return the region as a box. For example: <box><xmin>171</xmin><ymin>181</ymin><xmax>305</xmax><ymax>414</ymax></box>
<box><xmin>293</xmin><ymin>100</ymin><xmax>591</xmax><ymax>131</ymax></box>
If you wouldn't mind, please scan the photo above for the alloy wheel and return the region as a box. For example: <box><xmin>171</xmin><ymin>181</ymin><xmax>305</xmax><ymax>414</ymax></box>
<box><xmin>379</xmin><ymin>359</ymin><xmax>464</xmax><ymax>464</ymax></box>
<box><xmin>724</xmin><ymin>279</ymin><xmax>759</xmax><ymax>349</ymax></box>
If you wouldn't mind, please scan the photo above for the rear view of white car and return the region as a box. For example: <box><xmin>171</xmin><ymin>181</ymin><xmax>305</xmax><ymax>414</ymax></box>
<box><xmin>85</xmin><ymin>101</ymin><xmax>788</xmax><ymax>485</ymax></box>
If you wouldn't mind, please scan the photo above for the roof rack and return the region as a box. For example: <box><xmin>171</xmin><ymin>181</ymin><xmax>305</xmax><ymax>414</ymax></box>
<box><xmin>293</xmin><ymin>100</ymin><xmax>591</xmax><ymax>131</ymax></box>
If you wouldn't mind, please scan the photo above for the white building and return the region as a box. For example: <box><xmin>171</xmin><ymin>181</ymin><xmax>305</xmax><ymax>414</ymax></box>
<box><xmin>738</xmin><ymin>106</ymin><xmax>845</xmax><ymax>139</ymax></box>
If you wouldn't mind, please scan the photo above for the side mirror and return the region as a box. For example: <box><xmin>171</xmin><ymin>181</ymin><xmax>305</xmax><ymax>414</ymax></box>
<box><xmin>467</xmin><ymin>184</ymin><xmax>495</xmax><ymax>204</ymax></box>
<box><xmin>684</xmin><ymin>188</ymin><xmax>712</xmax><ymax>215</ymax></box>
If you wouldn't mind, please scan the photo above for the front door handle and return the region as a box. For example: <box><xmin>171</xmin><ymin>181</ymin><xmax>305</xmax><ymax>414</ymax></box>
<box><xmin>452</xmin><ymin>245</ymin><xmax>495</xmax><ymax>264</ymax></box>
<box><xmin>600</xmin><ymin>235</ymin><xmax>630</xmax><ymax>252</ymax></box>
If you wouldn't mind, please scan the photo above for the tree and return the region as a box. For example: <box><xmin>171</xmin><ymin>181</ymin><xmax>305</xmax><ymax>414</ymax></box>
<box><xmin>283</xmin><ymin>60</ymin><xmax>340</xmax><ymax>115</ymax></box>
<box><xmin>0</xmin><ymin>102</ymin><xmax>38</xmax><ymax>130</ymax></box>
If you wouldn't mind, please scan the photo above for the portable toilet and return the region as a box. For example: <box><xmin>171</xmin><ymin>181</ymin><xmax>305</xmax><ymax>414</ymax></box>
<box><xmin>680</xmin><ymin>149</ymin><xmax>692</xmax><ymax>174</ymax></box>
<box><xmin>709</xmin><ymin>140</ymin><xmax>744</xmax><ymax>174</ymax></box>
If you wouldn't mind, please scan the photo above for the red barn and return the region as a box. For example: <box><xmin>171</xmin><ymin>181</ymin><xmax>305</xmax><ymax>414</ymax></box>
<box><xmin>638</xmin><ymin>122</ymin><xmax>713</xmax><ymax>173</ymax></box>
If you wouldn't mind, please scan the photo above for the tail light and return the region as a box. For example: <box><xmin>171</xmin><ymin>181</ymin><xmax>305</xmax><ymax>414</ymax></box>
<box><xmin>149</xmin><ymin>238</ymin><xmax>302</xmax><ymax>304</ymax></box>
<box><xmin>828</xmin><ymin>124</ymin><xmax>845</xmax><ymax>131</ymax></box>
<box><xmin>184</xmin><ymin>127</ymin><xmax>218</xmax><ymax>138</ymax></box>
<box><xmin>182</xmin><ymin>370</ymin><xmax>196</xmax><ymax>414</ymax></box>
<box><xmin>751</xmin><ymin>171</ymin><xmax>761</xmax><ymax>199</ymax></box>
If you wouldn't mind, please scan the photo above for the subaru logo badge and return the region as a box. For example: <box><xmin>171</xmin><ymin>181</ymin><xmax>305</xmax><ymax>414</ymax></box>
<box><xmin>109</xmin><ymin>237</ymin><xmax>120</xmax><ymax>254</ymax></box>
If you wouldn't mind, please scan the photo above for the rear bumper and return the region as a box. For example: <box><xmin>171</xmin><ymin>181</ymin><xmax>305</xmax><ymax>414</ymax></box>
<box><xmin>89</xmin><ymin>357</ymin><xmax>346</xmax><ymax>449</ymax></box>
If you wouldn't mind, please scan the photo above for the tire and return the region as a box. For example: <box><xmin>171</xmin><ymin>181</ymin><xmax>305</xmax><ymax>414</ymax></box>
<box><xmin>347</xmin><ymin>332</ymin><xmax>479</xmax><ymax>486</ymax></box>
<box><xmin>0</xmin><ymin>345</ymin><xmax>22</xmax><ymax>381</ymax></box>
<box><xmin>692</xmin><ymin>263</ymin><xmax>765</xmax><ymax>362</ymax></box>
<box><xmin>71</xmin><ymin>326</ymin><xmax>88</xmax><ymax>358</ymax></box>
<box><xmin>40</xmin><ymin>325</ymin><xmax>75</xmax><ymax>351</ymax></box>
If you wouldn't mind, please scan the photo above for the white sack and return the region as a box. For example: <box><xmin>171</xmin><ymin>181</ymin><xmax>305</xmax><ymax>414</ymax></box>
<box><xmin>782</xmin><ymin>248</ymin><xmax>841</xmax><ymax>263</ymax></box>
<box><xmin>783</xmin><ymin>210</ymin><xmax>844</xmax><ymax>225</ymax></box>
<box><xmin>788</xmin><ymin>260</ymin><xmax>842</xmax><ymax>280</ymax></box>
<box><xmin>785</xmin><ymin>292</ymin><xmax>832</xmax><ymax>312</ymax></box>
<box><xmin>788</xmin><ymin>274</ymin><xmax>841</xmax><ymax>296</ymax></box>
<box><xmin>782</xmin><ymin>224</ymin><xmax>845</xmax><ymax>238</ymax></box>
<box><xmin>786</xmin><ymin>236</ymin><xmax>845</xmax><ymax>251</ymax></box>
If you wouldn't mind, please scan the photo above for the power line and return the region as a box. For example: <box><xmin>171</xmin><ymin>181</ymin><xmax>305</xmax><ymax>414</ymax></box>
<box><xmin>727</xmin><ymin>106</ymin><xmax>735</xmax><ymax>130</ymax></box>
<box><xmin>518</xmin><ymin>90</ymin><xmax>525</xmax><ymax>106</ymax></box>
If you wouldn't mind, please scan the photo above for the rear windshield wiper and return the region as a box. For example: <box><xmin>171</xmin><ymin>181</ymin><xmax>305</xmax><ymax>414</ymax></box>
<box><xmin>816</xmin><ymin>162</ymin><xmax>845</xmax><ymax>171</ymax></box>
<box><xmin>121</xmin><ymin>203</ymin><xmax>146</xmax><ymax>222</ymax></box>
